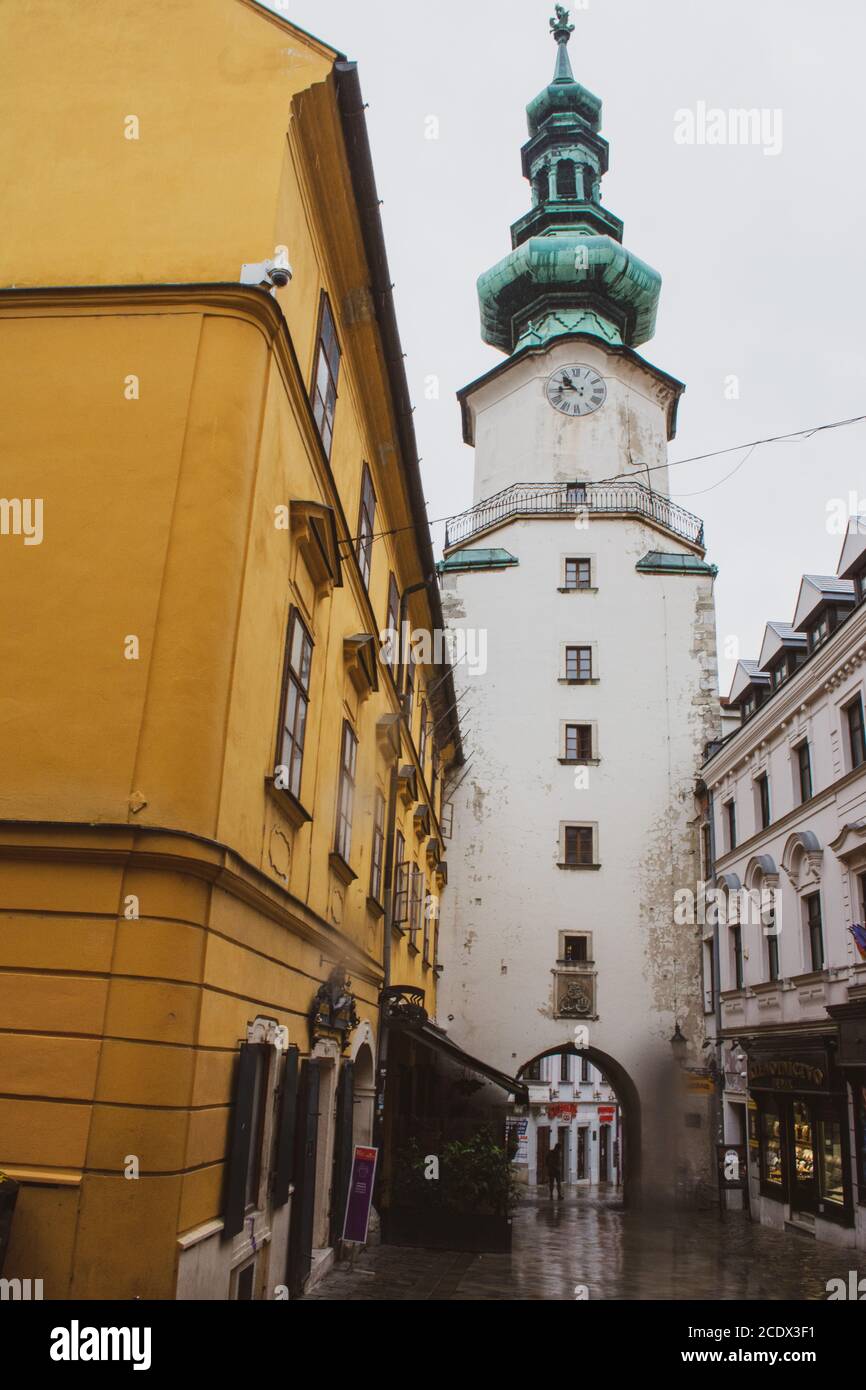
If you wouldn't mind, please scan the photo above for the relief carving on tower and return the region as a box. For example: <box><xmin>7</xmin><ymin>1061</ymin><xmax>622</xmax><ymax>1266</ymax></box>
<box><xmin>554</xmin><ymin>970</ymin><xmax>596</xmax><ymax>1018</ymax></box>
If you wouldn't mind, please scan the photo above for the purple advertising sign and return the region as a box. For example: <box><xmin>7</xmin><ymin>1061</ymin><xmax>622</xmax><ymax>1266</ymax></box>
<box><xmin>342</xmin><ymin>1144</ymin><xmax>378</xmax><ymax>1244</ymax></box>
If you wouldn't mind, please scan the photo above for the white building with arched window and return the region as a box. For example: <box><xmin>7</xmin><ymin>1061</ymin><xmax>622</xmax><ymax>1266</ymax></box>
<box><xmin>703</xmin><ymin>516</ymin><xmax>866</xmax><ymax>1250</ymax></box>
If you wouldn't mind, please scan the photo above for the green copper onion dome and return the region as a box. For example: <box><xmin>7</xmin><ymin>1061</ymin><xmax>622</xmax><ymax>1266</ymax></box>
<box><xmin>477</xmin><ymin>7</ymin><xmax>662</xmax><ymax>355</ymax></box>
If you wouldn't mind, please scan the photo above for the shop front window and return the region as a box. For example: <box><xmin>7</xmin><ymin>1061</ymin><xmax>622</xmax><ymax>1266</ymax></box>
<box><xmin>761</xmin><ymin>1105</ymin><xmax>784</xmax><ymax>1189</ymax></box>
<box><xmin>792</xmin><ymin>1100</ymin><xmax>815</xmax><ymax>1199</ymax></box>
<box><xmin>856</xmin><ymin>1083</ymin><xmax>866</xmax><ymax>1204</ymax></box>
<box><xmin>817</xmin><ymin>1118</ymin><xmax>845</xmax><ymax>1206</ymax></box>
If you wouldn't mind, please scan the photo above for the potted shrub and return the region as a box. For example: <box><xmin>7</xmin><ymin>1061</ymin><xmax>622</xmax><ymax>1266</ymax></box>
<box><xmin>383</xmin><ymin>1130</ymin><xmax>520</xmax><ymax>1252</ymax></box>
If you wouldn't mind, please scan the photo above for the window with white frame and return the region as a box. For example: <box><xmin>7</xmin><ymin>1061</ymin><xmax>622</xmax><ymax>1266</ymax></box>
<box><xmin>803</xmin><ymin>891</ymin><xmax>824</xmax><ymax>972</ymax></box>
<box><xmin>846</xmin><ymin>694</ymin><xmax>866</xmax><ymax>771</ymax></box>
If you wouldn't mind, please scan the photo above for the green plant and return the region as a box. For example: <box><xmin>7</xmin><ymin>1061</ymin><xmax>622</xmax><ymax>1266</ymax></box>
<box><xmin>392</xmin><ymin>1130</ymin><xmax>521</xmax><ymax>1216</ymax></box>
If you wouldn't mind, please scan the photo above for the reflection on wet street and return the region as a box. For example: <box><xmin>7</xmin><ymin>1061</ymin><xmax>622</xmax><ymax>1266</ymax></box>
<box><xmin>303</xmin><ymin>1187</ymin><xmax>864</xmax><ymax>1301</ymax></box>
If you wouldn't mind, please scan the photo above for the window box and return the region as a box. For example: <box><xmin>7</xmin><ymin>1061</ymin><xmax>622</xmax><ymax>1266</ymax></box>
<box><xmin>289</xmin><ymin>500</ymin><xmax>342</xmax><ymax>593</ymax></box>
<box><xmin>343</xmin><ymin>634</ymin><xmax>379</xmax><ymax>699</ymax></box>
<box><xmin>328</xmin><ymin>851</ymin><xmax>357</xmax><ymax>886</ymax></box>
<box><xmin>265</xmin><ymin>777</ymin><xmax>312</xmax><ymax>830</ymax></box>
<box><xmin>397</xmin><ymin>765</ymin><xmax>418</xmax><ymax>807</ymax></box>
<box><xmin>366</xmin><ymin>895</ymin><xmax>385</xmax><ymax>919</ymax></box>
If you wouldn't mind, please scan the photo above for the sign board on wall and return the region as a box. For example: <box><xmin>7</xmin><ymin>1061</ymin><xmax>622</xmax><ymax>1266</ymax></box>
<box><xmin>716</xmin><ymin>1142</ymin><xmax>747</xmax><ymax>1190</ymax></box>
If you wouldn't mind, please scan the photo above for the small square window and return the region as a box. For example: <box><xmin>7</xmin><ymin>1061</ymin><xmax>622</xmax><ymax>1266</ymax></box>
<box><xmin>563</xmin><ymin>934</ymin><xmax>588</xmax><ymax>962</ymax></box>
<box><xmin>564</xmin><ymin>826</ymin><xmax>594</xmax><ymax>866</ymax></box>
<box><xmin>564</xmin><ymin>723</ymin><xmax>592</xmax><ymax>760</ymax></box>
<box><xmin>564</xmin><ymin>558</ymin><xmax>592</xmax><ymax>590</ymax></box>
<box><xmin>565</xmin><ymin>646</ymin><xmax>592</xmax><ymax>681</ymax></box>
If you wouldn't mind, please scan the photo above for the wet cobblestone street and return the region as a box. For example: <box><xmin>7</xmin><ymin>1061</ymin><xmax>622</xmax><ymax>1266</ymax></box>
<box><xmin>303</xmin><ymin>1188</ymin><xmax>864</xmax><ymax>1302</ymax></box>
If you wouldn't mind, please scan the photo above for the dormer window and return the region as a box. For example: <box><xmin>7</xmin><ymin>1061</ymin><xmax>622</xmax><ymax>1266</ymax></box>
<box><xmin>807</xmin><ymin>610</ymin><xmax>830</xmax><ymax>651</ymax></box>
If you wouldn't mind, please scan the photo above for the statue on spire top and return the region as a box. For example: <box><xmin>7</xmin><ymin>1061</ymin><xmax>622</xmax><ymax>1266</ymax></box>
<box><xmin>550</xmin><ymin>6</ymin><xmax>574</xmax><ymax>42</ymax></box>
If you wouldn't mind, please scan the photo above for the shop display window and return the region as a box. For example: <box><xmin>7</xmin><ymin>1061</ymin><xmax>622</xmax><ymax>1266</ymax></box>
<box><xmin>817</xmin><ymin>1118</ymin><xmax>845</xmax><ymax>1205</ymax></box>
<box><xmin>792</xmin><ymin>1100</ymin><xmax>815</xmax><ymax>1193</ymax></box>
<box><xmin>761</xmin><ymin>1105</ymin><xmax>784</xmax><ymax>1189</ymax></box>
<box><xmin>856</xmin><ymin>1083</ymin><xmax>866</xmax><ymax>1204</ymax></box>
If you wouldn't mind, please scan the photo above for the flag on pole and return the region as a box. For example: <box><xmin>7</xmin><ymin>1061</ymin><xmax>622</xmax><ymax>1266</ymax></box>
<box><xmin>849</xmin><ymin>923</ymin><xmax>866</xmax><ymax>960</ymax></box>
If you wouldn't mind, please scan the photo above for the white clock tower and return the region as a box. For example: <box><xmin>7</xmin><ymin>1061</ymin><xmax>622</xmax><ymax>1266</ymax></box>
<box><xmin>438</xmin><ymin>9</ymin><xmax>722</xmax><ymax>1204</ymax></box>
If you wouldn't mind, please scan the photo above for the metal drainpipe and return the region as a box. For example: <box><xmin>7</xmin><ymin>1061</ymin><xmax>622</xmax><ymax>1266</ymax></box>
<box><xmin>374</xmin><ymin>580</ymin><xmax>427</xmax><ymax>1164</ymax></box>
<box><xmin>706</xmin><ymin>787</ymin><xmax>727</xmax><ymax>1202</ymax></box>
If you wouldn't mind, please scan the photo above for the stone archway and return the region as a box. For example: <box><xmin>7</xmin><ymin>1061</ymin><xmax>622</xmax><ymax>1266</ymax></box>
<box><xmin>519</xmin><ymin>1044</ymin><xmax>642</xmax><ymax>1206</ymax></box>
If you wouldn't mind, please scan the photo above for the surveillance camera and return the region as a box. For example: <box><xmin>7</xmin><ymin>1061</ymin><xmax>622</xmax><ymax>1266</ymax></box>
<box><xmin>269</xmin><ymin>246</ymin><xmax>292</xmax><ymax>287</ymax></box>
<box><xmin>240</xmin><ymin>250</ymin><xmax>293</xmax><ymax>290</ymax></box>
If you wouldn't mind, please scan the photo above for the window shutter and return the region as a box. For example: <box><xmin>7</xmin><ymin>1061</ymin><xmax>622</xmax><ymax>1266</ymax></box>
<box><xmin>223</xmin><ymin>1042</ymin><xmax>259</xmax><ymax>1239</ymax></box>
<box><xmin>329</xmin><ymin>1061</ymin><xmax>355</xmax><ymax>1246</ymax></box>
<box><xmin>272</xmin><ymin>1045</ymin><xmax>300</xmax><ymax>1208</ymax></box>
<box><xmin>287</xmin><ymin>1059</ymin><xmax>321</xmax><ymax>1298</ymax></box>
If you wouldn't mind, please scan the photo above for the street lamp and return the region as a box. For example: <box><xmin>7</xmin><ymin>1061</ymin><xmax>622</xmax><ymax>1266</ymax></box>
<box><xmin>670</xmin><ymin>1022</ymin><xmax>688</xmax><ymax>1064</ymax></box>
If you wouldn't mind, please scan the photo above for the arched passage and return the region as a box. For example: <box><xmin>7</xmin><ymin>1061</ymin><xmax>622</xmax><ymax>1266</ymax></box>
<box><xmin>352</xmin><ymin>1041</ymin><xmax>375</xmax><ymax>1148</ymax></box>
<box><xmin>518</xmin><ymin>1044</ymin><xmax>642</xmax><ymax>1207</ymax></box>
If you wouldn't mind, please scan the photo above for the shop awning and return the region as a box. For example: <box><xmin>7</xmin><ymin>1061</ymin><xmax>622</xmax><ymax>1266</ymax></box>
<box><xmin>388</xmin><ymin>1015</ymin><xmax>529</xmax><ymax>1103</ymax></box>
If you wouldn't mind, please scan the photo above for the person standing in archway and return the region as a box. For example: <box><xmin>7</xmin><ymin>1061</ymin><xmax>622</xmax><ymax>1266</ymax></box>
<box><xmin>547</xmin><ymin>1138</ymin><xmax>563</xmax><ymax>1201</ymax></box>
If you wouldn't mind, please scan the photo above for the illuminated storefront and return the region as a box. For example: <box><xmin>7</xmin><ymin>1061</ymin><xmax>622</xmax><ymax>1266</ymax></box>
<box><xmin>749</xmin><ymin>1037</ymin><xmax>853</xmax><ymax>1230</ymax></box>
<box><xmin>828</xmin><ymin>1001</ymin><xmax>866</xmax><ymax>1234</ymax></box>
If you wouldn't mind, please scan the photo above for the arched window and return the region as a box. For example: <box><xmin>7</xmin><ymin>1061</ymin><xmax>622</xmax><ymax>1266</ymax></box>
<box><xmin>556</xmin><ymin>159</ymin><xmax>577</xmax><ymax>199</ymax></box>
<box><xmin>533</xmin><ymin>167</ymin><xmax>549</xmax><ymax>204</ymax></box>
<box><xmin>582</xmin><ymin>165</ymin><xmax>597</xmax><ymax>201</ymax></box>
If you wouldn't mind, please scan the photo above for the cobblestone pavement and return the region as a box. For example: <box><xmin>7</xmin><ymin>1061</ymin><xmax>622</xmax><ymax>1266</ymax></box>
<box><xmin>302</xmin><ymin>1187</ymin><xmax>864</xmax><ymax>1301</ymax></box>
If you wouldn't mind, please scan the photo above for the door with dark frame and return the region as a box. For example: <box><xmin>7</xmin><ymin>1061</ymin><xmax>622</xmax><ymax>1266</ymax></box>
<box><xmin>599</xmin><ymin>1124</ymin><xmax>610</xmax><ymax>1182</ymax></box>
<box><xmin>536</xmin><ymin>1124</ymin><xmax>549</xmax><ymax>1186</ymax></box>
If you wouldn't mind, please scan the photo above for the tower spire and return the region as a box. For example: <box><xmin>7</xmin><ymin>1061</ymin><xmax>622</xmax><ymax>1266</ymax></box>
<box><xmin>550</xmin><ymin>6</ymin><xmax>575</xmax><ymax>83</ymax></box>
<box><xmin>474</xmin><ymin>7</ymin><xmax>662</xmax><ymax>356</ymax></box>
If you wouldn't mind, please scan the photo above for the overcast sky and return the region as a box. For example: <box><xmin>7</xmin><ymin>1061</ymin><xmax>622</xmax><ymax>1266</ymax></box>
<box><xmin>273</xmin><ymin>0</ymin><xmax>866</xmax><ymax>692</ymax></box>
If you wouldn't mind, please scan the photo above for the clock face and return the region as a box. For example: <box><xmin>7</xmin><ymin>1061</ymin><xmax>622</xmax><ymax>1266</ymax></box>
<box><xmin>546</xmin><ymin>364</ymin><xmax>607</xmax><ymax>417</ymax></box>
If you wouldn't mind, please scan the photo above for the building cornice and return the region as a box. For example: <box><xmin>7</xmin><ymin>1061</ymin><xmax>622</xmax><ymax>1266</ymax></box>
<box><xmin>0</xmin><ymin>818</ymin><xmax>383</xmax><ymax>988</ymax></box>
<box><xmin>240</xmin><ymin>0</ymin><xmax>345</xmax><ymax>60</ymax></box>
<box><xmin>705</xmin><ymin>600</ymin><xmax>866</xmax><ymax>782</ymax></box>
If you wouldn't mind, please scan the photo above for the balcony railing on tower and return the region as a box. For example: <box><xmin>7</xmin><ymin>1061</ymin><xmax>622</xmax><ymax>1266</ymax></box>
<box><xmin>443</xmin><ymin>481</ymin><xmax>705</xmax><ymax>551</ymax></box>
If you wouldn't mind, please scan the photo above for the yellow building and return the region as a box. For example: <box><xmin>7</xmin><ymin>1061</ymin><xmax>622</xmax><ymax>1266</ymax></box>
<box><xmin>0</xmin><ymin>0</ymin><xmax>461</xmax><ymax>1299</ymax></box>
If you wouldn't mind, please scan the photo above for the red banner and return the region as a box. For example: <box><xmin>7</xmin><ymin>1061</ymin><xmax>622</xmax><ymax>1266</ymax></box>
<box><xmin>547</xmin><ymin>1102</ymin><xmax>578</xmax><ymax>1120</ymax></box>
